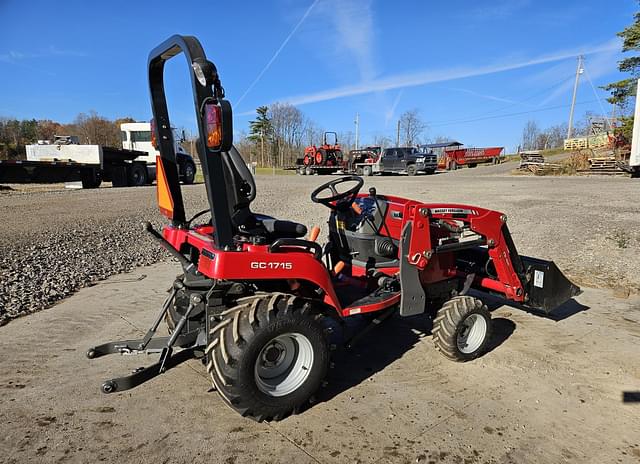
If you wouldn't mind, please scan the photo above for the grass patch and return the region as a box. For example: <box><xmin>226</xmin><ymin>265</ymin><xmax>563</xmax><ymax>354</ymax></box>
<box><xmin>193</xmin><ymin>166</ymin><xmax>296</xmax><ymax>183</ymax></box>
<box><xmin>255</xmin><ymin>167</ymin><xmax>296</xmax><ymax>176</ymax></box>
<box><xmin>540</xmin><ymin>147</ymin><xmax>566</xmax><ymax>157</ymax></box>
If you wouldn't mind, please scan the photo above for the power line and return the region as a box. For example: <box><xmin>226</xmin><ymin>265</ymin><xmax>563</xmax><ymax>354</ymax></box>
<box><xmin>429</xmin><ymin>99</ymin><xmax>598</xmax><ymax>128</ymax></box>
<box><xmin>431</xmin><ymin>75</ymin><xmax>575</xmax><ymax>126</ymax></box>
<box><xmin>582</xmin><ymin>64</ymin><xmax>612</xmax><ymax>130</ymax></box>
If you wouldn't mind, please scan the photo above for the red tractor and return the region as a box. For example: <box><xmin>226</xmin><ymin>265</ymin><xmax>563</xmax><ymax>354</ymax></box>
<box><xmin>88</xmin><ymin>36</ymin><xmax>581</xmax><ymax>422</ymax></box>
<box><xmin>299</xmin><ymin>132</ymin><xmax>344</xmax><ymax>175</ymax></box>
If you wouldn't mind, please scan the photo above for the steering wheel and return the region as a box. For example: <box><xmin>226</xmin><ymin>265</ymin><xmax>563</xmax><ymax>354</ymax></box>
<box><xmin>311</xmin><ymin>176</ymin><xmax>364</xmax><ymax>209</ymax></box>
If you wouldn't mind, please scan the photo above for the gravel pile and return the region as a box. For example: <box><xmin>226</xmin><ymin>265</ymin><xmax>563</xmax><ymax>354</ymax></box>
<box><xmin>0</xmin><ymin>220</ymin><xmax>164</xmax><ymax>324</ymax></box>
<box><xmin>1</xmin><ymin>168</ymin><xmax>638</xmax><ymax>325</ymax></box>
<box><xmin>0</xmin><ymin>187</ymin><xmax>205</xmax><ymax>326</ymax></box>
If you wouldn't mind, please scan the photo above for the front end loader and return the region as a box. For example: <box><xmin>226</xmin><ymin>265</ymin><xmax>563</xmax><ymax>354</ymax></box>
<box><xmin>87</xmin><ymin>35</ymin><xmax>581</xmax><ymax>421</ymax></box>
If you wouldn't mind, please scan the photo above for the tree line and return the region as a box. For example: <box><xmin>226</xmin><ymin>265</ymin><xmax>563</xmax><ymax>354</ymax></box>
<box><xmin>241</xmin><ymin>103</ymin><xmax>430</xmax><ymax>168</ymax></box>
<box><xmin>0</xmin><ymin>112</ymin><xmax>134</xmax><ymax>160</ymax></box>
<box><xmin>519</xmin><ymin>112</ymin><xmax>600</xmax><ymax>151</ymax></box>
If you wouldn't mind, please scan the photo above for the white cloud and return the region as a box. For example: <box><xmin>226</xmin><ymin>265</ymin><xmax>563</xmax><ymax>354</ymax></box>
<box><xmin>536</xmin><ymin>47</ymin><xmax>619</xmax><ymax>107</ymax></box>
<box><xmin>469</xmin><ymin>0</ymin><xmax>531</xmax><ymax>19</ymax></box>
<box><xmin>235</xmin><ymin>0</ymin><xmax>320</xmax><ymax>106</ymax></box>
<box><xmin>274</xmin><ymin>38</ymin><xmax>620</xmax><ymax>106</ymax></box>
<box><xmin>384</xmin><ymin>90</ymin><xmax>403</xmax><ymax>125</ymax></box>
<box><xmin>0</xmin><ymin>46</ymin><xmax>86</xmax><ymax>63</ymax></box>
<box><xmin>447</xmin><ymin>87</ymin><xmax>527</xmax><ymax>106</ymax></box>
<box><xmin>328</xmin><ymin>0</ymin><xmax>376</xmax><ymax>82</ymax></box>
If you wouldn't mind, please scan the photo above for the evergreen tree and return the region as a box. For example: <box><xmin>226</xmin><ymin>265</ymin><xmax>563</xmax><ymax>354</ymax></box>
<box><xmin>248</xmin><ymin>106</ymin><xmax>272</xmax><ymax>167</ymax></box>
<box><xmin>603</xmin><ymin>6</ymin><xmax>640</xmax><ymax>138</ymax></box>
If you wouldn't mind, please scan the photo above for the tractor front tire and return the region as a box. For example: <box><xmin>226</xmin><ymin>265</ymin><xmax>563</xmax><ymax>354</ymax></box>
<box><xmin>206</xmin><ymin>293</ymin><xmax>330</xmax><ymax>421</ymax></box>
<box><xmin>432</xmin><ymin>296</ymin><xmax>492</xmax><ymax>362</ymax></box>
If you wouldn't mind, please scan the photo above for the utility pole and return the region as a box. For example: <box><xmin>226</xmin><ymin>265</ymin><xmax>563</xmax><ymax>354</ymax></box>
<box><xmin>396</xmin><ymin>119</ymin><xmax>401</xmax><ymax>147</ymax></box>
<box><xmin>354</xmin><ymin>113</ymin><xmax>359</xmax><ymax>150</ymax></box>
<box><xmin>567</xmin><ymin>55</ymin><xmax>584</xmax><ymax>139</ymax></box>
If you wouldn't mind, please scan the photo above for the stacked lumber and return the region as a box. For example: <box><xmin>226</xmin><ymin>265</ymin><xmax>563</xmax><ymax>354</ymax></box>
<box><xmin>517</xmin><ymin>151</ymin><xmax>563</xmax><ymax>175</ymax></box>
<box><xmin>575</xmin><ymin>150</ymin><xmax>627</xmax><ymax>176</ymax></box>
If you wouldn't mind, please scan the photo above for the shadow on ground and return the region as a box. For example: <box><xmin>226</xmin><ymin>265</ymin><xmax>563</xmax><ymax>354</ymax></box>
<box><xmin>317</xmin><ymin>309</ymin><xmax>516</xmax><ymax>406</ymax></box>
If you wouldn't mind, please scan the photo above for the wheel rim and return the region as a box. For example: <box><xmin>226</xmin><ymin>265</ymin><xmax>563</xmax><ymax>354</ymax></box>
<box><xmin>254</xmin><ymin>332</ymin><xmax>314</xmax><ymax>397</ymax></box>
<box><xmin>457</xmin><ymin>314</ymin><xmax>487</xmax><ymax>354</ymax></box>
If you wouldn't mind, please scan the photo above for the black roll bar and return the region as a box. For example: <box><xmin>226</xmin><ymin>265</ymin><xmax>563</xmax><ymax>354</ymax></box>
<box><xmin>148</xmin><ymin>34</ymin><xmax>234</xmax><ymax>249</ymax></box>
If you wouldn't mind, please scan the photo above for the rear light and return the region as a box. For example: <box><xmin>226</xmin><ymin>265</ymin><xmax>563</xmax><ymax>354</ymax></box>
<box><xmin>150</xmin><ymin>119</ymin><xmax>158</xmax><ymax>149</ymax></box>
<box><xmin>205</xmin><ymin>103</ymin><xmax>222</xmax><ymax>149</ymax></box>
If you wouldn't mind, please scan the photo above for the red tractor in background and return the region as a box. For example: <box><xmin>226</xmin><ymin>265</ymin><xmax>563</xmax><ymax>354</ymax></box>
<box><xmin>298</xmin><ymin>132</ymin><xmax>344</xmax><ymax>175</ymax></box>
<box><xmin>88</xmin><ymin>36</ymin><xmax>581</xmax><ymax>422</ymax></box>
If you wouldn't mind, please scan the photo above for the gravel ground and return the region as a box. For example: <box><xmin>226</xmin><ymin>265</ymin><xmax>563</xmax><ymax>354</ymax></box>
<box><xmin>0</xmin><ymin>164</ymin><xmax>638</xmax><ymax>325</ymax></box>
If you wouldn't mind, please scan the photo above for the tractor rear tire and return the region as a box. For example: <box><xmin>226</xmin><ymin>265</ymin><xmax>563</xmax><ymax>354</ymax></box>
<box><xmin>432</xmin><ymin>296</ymin><xmax>492</xmax><ymax>362</ymax></box>
<box><xmin>315</xmin><ymin>149</ymin><xmax>327</xmax><ymax>165</ymax></box>
<box><xmin>206</xmin><ymin>293</ymin><xmax>330</xmax><ymax>422</ymax></box>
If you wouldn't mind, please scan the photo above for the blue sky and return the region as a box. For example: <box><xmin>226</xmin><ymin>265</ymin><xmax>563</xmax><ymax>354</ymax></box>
<box><xmin>0</xmin><ymin>0</ymin><xmax>635</xmax><ymax>150</ymax></box>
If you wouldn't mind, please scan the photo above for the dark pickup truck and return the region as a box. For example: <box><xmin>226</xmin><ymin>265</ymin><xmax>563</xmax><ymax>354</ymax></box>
<box><xmin>352</xmin><ymin>146</ymin><xmax>437</xmax><ymax>176</ymax></box>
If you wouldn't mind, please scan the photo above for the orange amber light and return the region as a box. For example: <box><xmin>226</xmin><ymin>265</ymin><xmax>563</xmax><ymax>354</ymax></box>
<box><xmin>205</xmin><ymin>103</ymin><xmax>222</xmax><ymax>149</ymax></box>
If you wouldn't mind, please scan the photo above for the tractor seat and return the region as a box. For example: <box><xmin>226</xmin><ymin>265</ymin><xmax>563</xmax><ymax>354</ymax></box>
<box><xmin>256</xmin><ymin>215</ymin><xmax>307</xmax><ymax>239</ymax></box>
<box><xmin>261</xmin><ymin>218</ymin><xmax>307</xmax><ymax>238</ymax></box>
<box><xmin>220</xmin><ymin>146</ymin><xmax>306</xmax><ymax>240</ymax></box>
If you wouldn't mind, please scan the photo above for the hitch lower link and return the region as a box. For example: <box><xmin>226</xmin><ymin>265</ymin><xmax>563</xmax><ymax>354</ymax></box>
<box><xmin>86</xmin><ymin>284</ymin><xmax>200</xmax><ymax>394</ymax></box>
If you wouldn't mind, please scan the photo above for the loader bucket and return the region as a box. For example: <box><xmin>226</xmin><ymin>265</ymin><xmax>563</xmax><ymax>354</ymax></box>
<box><xmin>520</xmin><ymin>256</ymin><xmax>581</xmax><ymax>314</ymax></box>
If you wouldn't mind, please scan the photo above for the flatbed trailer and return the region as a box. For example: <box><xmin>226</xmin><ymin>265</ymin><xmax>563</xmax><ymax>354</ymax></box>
<box><xmin>287</xmin><ymin>162</ymin><xmax>344</xmax><ymax>175</ymax></box>
<box><xmin>0</xmin><ymin>145</ymin><xmax>154</xmax><ymax>188</ymax></box>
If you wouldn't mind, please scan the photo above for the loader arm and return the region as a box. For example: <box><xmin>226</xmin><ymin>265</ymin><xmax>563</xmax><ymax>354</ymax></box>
<box><xmin>399</xmin><ymin>203</ymin><xmax>580</xmax><ymax>315</ymax></box>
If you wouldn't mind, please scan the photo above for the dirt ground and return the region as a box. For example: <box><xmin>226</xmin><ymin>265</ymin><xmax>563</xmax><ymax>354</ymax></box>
<box><xmin>1</xmin><ymin>164</ymin><xmax>639</xmax><ymax>463</ymax></box>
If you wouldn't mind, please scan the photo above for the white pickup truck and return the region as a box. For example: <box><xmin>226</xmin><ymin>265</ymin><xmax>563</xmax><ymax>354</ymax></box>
<box><xmin>0</xmin><ymin>123</ymin><xmax>196</xmax><ymax>188</ymax></box>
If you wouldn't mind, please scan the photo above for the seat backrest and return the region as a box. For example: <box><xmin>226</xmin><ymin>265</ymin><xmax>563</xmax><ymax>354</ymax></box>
<box><xmin>219</xmin><ymin>145</ymin><xmax>257</xmax><ymax>229</ymax></box>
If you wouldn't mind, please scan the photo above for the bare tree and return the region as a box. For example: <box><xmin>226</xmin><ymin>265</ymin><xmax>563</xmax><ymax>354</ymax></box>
<box><xmin>398</xmin><ymin>109</ymin><xmax>427</xmax><ymax>146</ymax></box>
<box><xmin>337</xmin><ymin>130</ymin><xmax>354</xmax><ymax>153</ymax></box>
<box><xmin>269</xmin><ymin>102</ymin><xmax>305</xmax><ymax>167</ymax></box>
<box><xmin>71</xmin><ymin>111</ymin><xmax>120</xmax><ymax>146</ymax></box>
<box><xmin>36</xmin><ymin>120</ymin><xmax>63</xmax><ymax>141</ymax></box>
<box><xmin>521</xmin><ymin>120</ymin><xmax>540</xmax><ymax>150</ymax></box>
<box><xmin>371</xmin><ymin>133</ymin><xmax>392</xmax><ymax>148</ymax></box>
<box><xmin>544</xmin><ymin>123</ymin><xmax>568</xmax><ymax>149</ymax></box>
<box><xmin>303</xmin><ymin>120</ymin><xmax>324</xmax><ymax>147</ymax></box>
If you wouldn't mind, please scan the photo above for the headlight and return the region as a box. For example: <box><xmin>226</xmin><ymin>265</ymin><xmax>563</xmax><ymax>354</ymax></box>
<box><xmin>416</xmin><ymin>157</ymin><xmax>425</xmax><ymax>162</ymax></box>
